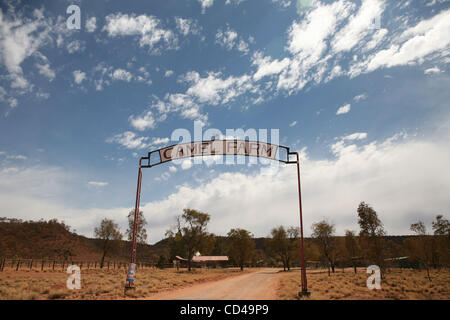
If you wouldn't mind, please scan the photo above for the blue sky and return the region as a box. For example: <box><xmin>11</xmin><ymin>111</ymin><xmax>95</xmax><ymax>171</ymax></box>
<box><xmin>1</xmin><ymin>0</ymin><xmax>449</xmax><ymax>243</ymax></box>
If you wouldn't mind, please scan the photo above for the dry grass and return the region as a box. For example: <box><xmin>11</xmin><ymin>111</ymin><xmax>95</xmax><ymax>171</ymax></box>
<box><xmin>0</xmin><ymin>267</ymin><xmax>247</xmax><ymax>300</ymax></box>
<box><xmin>277</xmin><ymin>268</ymin><xmax>450</xmax><ymax>300</ymax></box>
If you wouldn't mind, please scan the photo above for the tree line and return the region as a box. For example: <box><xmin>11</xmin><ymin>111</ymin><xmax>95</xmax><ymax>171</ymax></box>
<box><xmin>93</xmin><ymin>202</ymin><xmax>449</xmax><ymax>279</ymax></box>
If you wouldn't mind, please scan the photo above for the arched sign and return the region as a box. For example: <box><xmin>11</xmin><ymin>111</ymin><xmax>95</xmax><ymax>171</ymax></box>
<box><xmin>142</xmin><ymin>139</ymin><xmax>292</xmax><ymax>168</ymax></box>
<box><xmin>125</xmin><ymin>140</ymin><xmax>309</xmax><ymax>297</ymax></box>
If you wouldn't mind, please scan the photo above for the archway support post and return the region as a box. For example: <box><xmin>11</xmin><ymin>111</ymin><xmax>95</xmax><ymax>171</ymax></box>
<box><xmin>124</xmin><ymin>141</ymin><xmax>310</xmax><ymax>297</ymax></box>
<box><xmin>124</xmin><ymin>157</ymin><xmax>144</xmax><ymax>294</ymax></box>
<box><xmin>293</xmin><ymin>152</ymin><xmax>310</xmax><ymax>297</ymax></box>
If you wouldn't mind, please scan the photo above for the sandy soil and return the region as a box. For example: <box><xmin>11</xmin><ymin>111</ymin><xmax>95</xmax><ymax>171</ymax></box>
<box><xmin>146</xmin><ymin>268</ymin><xmax>283</xmax><ymax>300</ymax></box>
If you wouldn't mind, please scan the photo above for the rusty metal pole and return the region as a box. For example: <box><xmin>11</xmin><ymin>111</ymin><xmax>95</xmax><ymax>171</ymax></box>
<box><xmin>125</xmin><ymin>158</ymin><xmax>143</xmax><ymax>293</ymax></box>
<box><xmin>296</xmin><ymin>152</ymin><xmax>309</xmax><ymax>297</ymax></box>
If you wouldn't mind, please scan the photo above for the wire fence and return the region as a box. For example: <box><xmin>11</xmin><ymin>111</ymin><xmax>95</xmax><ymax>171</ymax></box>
<box><xmin>0</xmin><ymin>258</ymin><xmax>159</xmax><ymax>272</ymax></box>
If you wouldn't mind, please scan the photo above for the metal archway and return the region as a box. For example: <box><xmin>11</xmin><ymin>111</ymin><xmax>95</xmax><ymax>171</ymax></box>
<box><xmin>124</xmin><ymin>139</ymin><xmax>309</xmax><ymax>296</ymax></box>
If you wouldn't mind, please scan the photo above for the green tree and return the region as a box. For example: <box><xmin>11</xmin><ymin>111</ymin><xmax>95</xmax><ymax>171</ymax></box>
<box><xmin>311</xmin><ymin>220</ymin><xmax>337</xmax><ymax>275</ymax></box>
<box><xmin>94</xmin><ymin>219</ymin><xmax>123</xmax><ymax>268</ymax></box>
<box><xmin>126</xmin><ymin>210</ymin><xmax>149</xmax><ymax>260</ymax></box>
<box><xmin>432</xmin><ymin>215</ymin><xmax>450</xmax><ymax>267</ymax></box>
<box><xmin>211</xmin><ymin>236</ymin><xmax>227</xmax><ymax>256</ymax></box>
<box><xmin>166</xmin><ymin>209</ymin><xmax>214</xmax><ymax>271</ymax></box>
<box><xmin>126</xmin><ymin>210</ymin><xmax>148</xmax><ymax>244</ymax></box>
<box><xmin>432</xmin><ymin>215</ymin><xmax>450</xmax><ymax>236</ymax></box>
<box><xmin>357</xmin><ymin>202</ymin><xmax>386</xmax><ymax>277</ymax></box>
<box><xmin>227</xmin><ymin>229</ymin><xmax>255</xmax><ymax>271</ymax></box>
<box><xmin>409</xmin><ymin>221</ymin><xmax>433</xmax><ymax>281</ymax></box>
<box><xmin>157</xmin><ymin>251</ymin><xmax>169</xmax><ymax>269</ymax></box>
<box><xmin>267</xmin><ymin>226</ymin><xmax>299</xmax><ymax>271</ymax></box>
<box><xmin>344</xmin><ymin>230</ymin><xmax>360</xmax><ymax>274</ymax></box>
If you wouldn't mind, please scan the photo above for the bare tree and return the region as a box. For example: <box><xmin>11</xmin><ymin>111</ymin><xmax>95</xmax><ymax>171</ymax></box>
<box><xmin>227</xmin><ymin>229</ymin><xmax>255</xmax><ymax>271</ymax></box>
<box><xmin>94</xmin><ymin>219</ymin><xmax>123</xmax><ymax>268</ymax></box>
<box><xmin>311</xmin><ymin>220</ymin><xmax>337</xmax><ymax>275</ymax></box>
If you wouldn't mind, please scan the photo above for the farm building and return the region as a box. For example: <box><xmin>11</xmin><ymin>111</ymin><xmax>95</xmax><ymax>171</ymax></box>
<box><xmin>174</xmin><ymin>254</ymin><xmax>229</xmax><ymax>269</ymax></box>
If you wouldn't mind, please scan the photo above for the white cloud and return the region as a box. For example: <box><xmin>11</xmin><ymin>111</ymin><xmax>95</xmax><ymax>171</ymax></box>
<box><xmin>87</xmin><ymin>181</ymin><xmax>108</xmax><ymax>187</ymax></box>
<box><xmin>0</xmin><ymin>8</ymin><xmax>51</xmax><ymax>76</ymax></box>
<box><xmin>107</xmin><ymin>131</ymin><xmax>149</xmax><ymax>149</ymax></box>
<box><xmin>198</xmin><ymin>0</ymin><xmax>214</xmax><ymax>14</ymax></box>
<box><xmin>169</xmin><ymin>166</ymin><xmax>177</xmax><ymax>173</ymax></box>
<box><xmin>424</xmin><ymin>66</ymin><xmax>442</xmax><ymax>75</ymax></box>
<box><xmin>8</xmin><ymin>97</ymin><xmax>18</xmax><ymax>109</ymax></box>
<box><xmin>125</xmin><ymin>2</ymin><xmax>450</xmax><ymax>137</ymax></box>
<box><xmin>271</xmin><ymin>0</ymin><xmax>292</xmax><ymax>8</ymax></box>
<box><xmin>181</xmin><ymin>159</ymin><xmax>193</xmax><ymax>170</ymax></box>
<box><xmin>66</xmin><ymin>40</ymin><xmax>85</xmax><ymax>54</ymax></box>
<box><xmin>331</xmin><ymin>132</ymin><xmax>368</xmax><ymax>156</ymax></box>
<box><xmin>2</xmin><ymin>134</ymin><xmax>450</xmax><ymax>242</ymax></box>
<box><xmin>85</xmin><ymin>17</ymin><xmax>97</xmax><ymax>33</ymax></box>
<box><xmin>325</xmin><ymin>65</ymin><xmax>344</xmax><ymax>82</ymax></box>
<box><xmin>0</xmin><ymin>86</ymin><xmax>5</xmax><ymax>100</ymax></box>
<box><xmin>103</xmin><ymin>13</ymin><xmax>178</xmax><ymax>52</ymax></box>
<box><xmin>35</xmin><ymin>63</ymin><xmax>55</xmax><ymax>81</ymax></box>
<box><xmin>129</xmin><ymin>111</ymin><xmax>156</xmax><ymax>131</ymax></box>
<box><xmin>331</xmin><ymin>0</ymin><xmax>386</xmax><ymax>53</ymax></box>
<box><xmin>151</xmin><ymin>137</ymin><xmax>170</xmax><ymax>146</ymax></box>
<box><xmin>135</xmin><ymin>134</ymin><xmax>450</xmax><ymax>242</ymax></box>
<box><xmin>353</xmin><ymin>93</ymin><xmax>368</xmax><ymax>102</ymax></box>
<box><xmin>343</xmin><ymin>132</ymin><xmax>368</xmax><ymax>141</ymax></box>
<box><xmin>164</xmin><ymin>70</ymin><xmax>174</xmax><ymax>77</ymax></box>
<box><xmin>363</xmin><ymin>8</ymin><xmax>450</xmax><ymax>73</ymax></box>
<box><xmin>111</xmin><ymin>68</ymin><xmax>133</xmax><ymax>82</ymax></box>
<box><xmin>336</xmin><ymin>103</ymin><xmax>351</xmax><ymax>115</ymax></box>
<box><xmin>175</xmin><ymin>17</ymin><xmax>201</xmax><ymax>36</ymax></box>
<box><xmin>252</xmin><ymin>52</ymin><xmax>291</xmax><ymax>81</ymax></box>
<box><xmin>287</xmin><ymin>1</ymin><xmax>352</xmax><ymax>56</ymax></box>
<box><xmin>225</xmin><ymin>0</ymin><xmax>247</xmax><ymax>5</ymax></box>
<box><xmin>215</xmin><ymin>25</ymin><xmax>249</xmax><ymax>55</ymax></box>
<box><xmin>184</xmin><ymin>71</ymin><xmax>254</xmax><ymax>105</ymax></box>
<box><xmin>73</xmin><ymin>70</ymin><xmax>86</xmax><ymax>84</ymax></box>
<box><xmin>0</xmin><ymin>8</ymin><xmax>59</xmax><ymax>94</ymax></box>
<box><xmin>5</xmin><ymin>154</ymin><xmax>27</xmax><ymax>160</ymax></box>
<box><xmin>289</xmin><ymin>120</ymin><xmax>297</xmax><ymax>127</ymax></box>
<box><xmin>278</xmin><ymin>0</ymin><xmax>353</xmax><ymax>91</ymax></box>
<box><xmin>36</xmin><ymin>91</ymin><xmax>50</xmax><ymax>99</ymax></box>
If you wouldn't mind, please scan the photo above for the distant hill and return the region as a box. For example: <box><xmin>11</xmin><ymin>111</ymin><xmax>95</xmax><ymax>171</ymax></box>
<box><xmin>0</xmin><ymin>217</ymin><xmax>416</xmax><ymax>262</ymax></box>
<box><xmin>0</xmin><ymin>217</ymin><xmax>103</xmax><ymax>260</ymax></box>
<box><xmin>0</xmin><ymin>218</ymin><xmax>164</xmax><ymax>261</ymax></box>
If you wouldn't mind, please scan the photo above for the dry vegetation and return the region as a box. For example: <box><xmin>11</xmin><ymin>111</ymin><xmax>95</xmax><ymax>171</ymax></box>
<box><xmin>0</xmin><ymin>267</ymin><xmax>247</xmax><ymax>300</ymax></box>
<box><xmin>278</xmin><ymin>268</ymin><xmax>450</xmax><ymax>300</ymax></box>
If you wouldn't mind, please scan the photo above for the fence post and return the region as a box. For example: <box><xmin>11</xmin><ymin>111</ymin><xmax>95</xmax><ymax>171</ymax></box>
<box><xmin>16</xmin><ymin>260</ymin><xmax>20</xmax><ymax>271</ymax></box>
<box><xmin>30</xmin><ymin>259</ymin><xmax>33</xmax><ymax>270</ymax></box>
<box><xmin>52</xmin><ymin>261</ymin><xmax>56</xmax><ymax>271</ymax></box>
<box><xmin>41</xmin><ymin>260</ymin><xmax>45</xmax><ymax>271</ymax></box>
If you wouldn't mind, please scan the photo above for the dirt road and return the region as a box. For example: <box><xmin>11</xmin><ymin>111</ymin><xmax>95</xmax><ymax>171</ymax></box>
<box><xmin>147</xmin><ymin>268</ymin><xmax>283</xmax><ymax>300</ymax></box>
